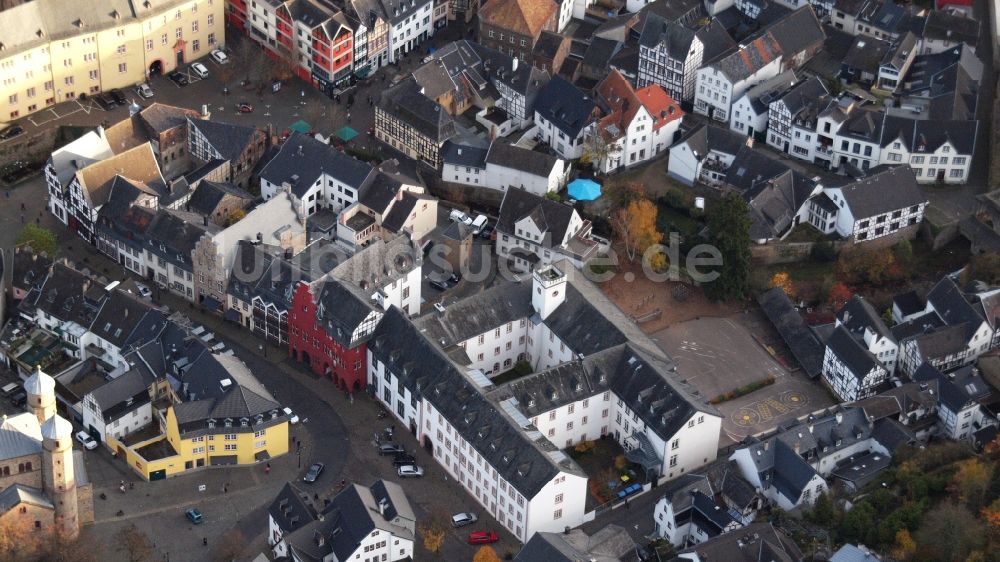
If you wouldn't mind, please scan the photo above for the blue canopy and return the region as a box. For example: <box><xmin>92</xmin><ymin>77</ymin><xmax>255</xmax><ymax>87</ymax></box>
<box><xmin>568</xmin><ymin>178</ymin><xmax>602</xmax><ymax>201</ymax></box>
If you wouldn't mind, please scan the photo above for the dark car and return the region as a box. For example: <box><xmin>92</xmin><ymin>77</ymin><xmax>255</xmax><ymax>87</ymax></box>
<box><xmin>0</xmin><ymin>125</ymin><xmax>25</xmax><ymax>141</ymax></box>
<box><xmin>303</xmin><ymin>462</ymin><xmax>325</xmax><ymax>483</ymax></box>
<box><xmin>429</xmin><ymin>279</ymin><xmax>450</xmax><ymax>291</ymax></box>
<box><xmin>478</xmin><ymin>224</ymin><xmax>494</xmax><ymax>239</ymax></box>
<box><xmin>8</xmin><ymin>391</ymin><xmax>27</xmax><ymax>407</ymax></box>
<box><xmin>392</xmin><ymin>453</ymin><xmax>417</xmax><ymax>467</ymax></box>
<box><xmin>168</xmin><ymin>71</ymin><xmax>189</xmax><ymax>86</ymax></box>
<box><xmin>94</xmin><ymin>93</ymin><xmax>116</xmax><ymax>110</ymax></box>
<box><xmin>237</xmin><ymin>102</ymin><xmax>254</xmax><ymax>113</ymax></box>
<box><xmin>378</xmin><ymin>443</ymin><xmax>405</xmax><ymax>456</ymax></box>
<box><xmin>109</xmin><ymin>89</ymin><xmax>128</xmax><ymax>105</ymax></box>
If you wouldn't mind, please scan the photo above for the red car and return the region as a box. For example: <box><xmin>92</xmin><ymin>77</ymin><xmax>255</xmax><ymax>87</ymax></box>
<box><xmin>237</xmin><ymin>102</ymin><xmax>253</xmax><ymax>113</ymax></box>
<box><xmin>467</xmin><ymin>531</ymin><xmax>499</xmax><ymax>545</ymax></box>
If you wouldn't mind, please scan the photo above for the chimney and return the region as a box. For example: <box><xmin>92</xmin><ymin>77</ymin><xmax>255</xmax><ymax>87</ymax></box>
<box><xmin>512</xmin><ymin>58</ymin><xmax>518</xmax><ymax>72</ymax></box>
<box><xmin>835</xmin><ymin>412</ymin><xmax>843</xmax><ymax>424</ymax></box>
<box><xmin>378</xmin><ymin>498</ymin><xmax>390</xmax><ymax>520</ymax></box>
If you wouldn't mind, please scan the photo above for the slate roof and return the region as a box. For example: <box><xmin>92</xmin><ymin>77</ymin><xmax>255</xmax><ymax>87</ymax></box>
<box><xmin>173</xmin><ymin>384</ymin><xmax>281</xmax><ymax>428</ymax></box>
<box><xmin>834</xmin><ymin>165</ymin><xmax>926</xmax><ymax>219</ymax></box>
<box><xmin>583</xmin><ymin>37</ymin><xmax>622</xmax><ymax>70</ymax></box>
<box><xmin>893</xmin><ymin>290</ymin><xmax>924</xmax><ymax>317</ymax></box>
<box><xmin>0</xmin><ymin>413</ymin><xmax>43</xmax><ymax>462</ymax></box>
<box><xmin>378</xmin><ymin>78</ymin><xmax>458</xmax><ymax>144</ymax></box>
<box><xmin>90</xmin><ymin>289</ymin><xmax>156</xmax><ymax>350</ymax></box>
<box><xmin>710</xmin><ymin>34</ymin><xmax>782</xmax><ymax>83</ymax></box>
<box><xmin>760</xmin><ymin>6</ymin><xmax>825</xmax><ymax>59</ymax></box>
<box><xmin>533</xmin><ymin>76</ymin><xmax>597</xmax><ymax>138</ymax></box>
<box><xmin>185</xmin><ymin>181</ymin><xmax>253</xmax><ymax>218</ymax></box>
<box><xmin>675</xmin><ymin>123</ymin><xmax>748</xmax><ymax>160</ymax></box>
<box><xmin>89</xmin><ymin>368</ymin><xmax>155</xmax><ymax>419</ymax></box>
<box><xmin>831</xmin><ymin>451</ymin><xmax>892</xmax><ymax>485</ymax></box>
<box><xmin>33</xmin><ymin>262</ymin><xmax>106</xmax><ymax>328</ymax></box>
<box><xmin>697</xmin><ymin>19</ymin><xmax>739</xmax><ymax>63</ymax></box>
<box><xmin>228</xmin><ymin>241</ymin><xmax>310</xmax><ymax>311</ymax></box>
<box><xmin>534</xmin><ymin>30</ymin><xmax>567</xmax><ymax>60</ymax></box>
<box><xmin>757</xmin><ymin>288</ymin><xmax>824</xmax><ymax>377</ymax></box>
<box><xmin>486</xmin><ymin>143</ymin><xmax>559</xmax><ymax>177</ymax></box>
<box><xmin>923</xmin><ymin>10</ymin><xmax>979</xmax><ymax>45</ymax></box>
<box><xmin>843</xmin><ymin>35</ymin><xmax>891</xmax><ymax>74</ymax></box>
<box><xmin>0</xmin><ymin>484</ymin><xmax>54</xmax><ymax>514</ymax></box>
<box><xmin>416</xmin><ymin>281</ymin><xmax>533</xmax><ymax>349</ymax></box>
<box><xmin>515</xmin><ymin>524</ymin><xmax>637</xmax><ymax>562</ymax></box>
<box><xmin>745</xmin><ymin>170</ymin><xmax>819</xmax><ymax>239</ymax></box>
<box><xmin>268</xmin><ymin>482</ymin><xmax>318</xmax><ymax>537</ymax></box>
<box><xmin>658</xmin><ymin>473</ymin><xmax>713</xmax><ymax>512</ymax></box>
<box><xmin>145</xmin><ymin>208</ymin><xmax>215</xmax><ymax>269</ymax></box>
<box><xmin>10</xmin><ymin>246</ymin><xmax>53</xmax><ymax>293</ymax></box>
<box><xmin>442</xmin><ymin>140</ymin><xmax>489</xmax><ymax>168</ymax></box>
<box><xmin>187</xmin><ymin>118</ymin><xmax>260</xmax><ymax>161</ymax></box>
<box><xmin>774</xmin><ymin>76</ymin><xmax>828</xmax><ymax>117</ymax></box>
<box><xmin>741</xmin><ymin>70</ymin><xmax>798</xmax><ymax>114</ymax></box>
<box><xmin>912</xmin><ymin>363</ymin><xmax>983</xmax><ymax>413</ymax></box>
<box><xmin>258</xmin><ymin>133</ymin><xmax>375</xmax><ymax>198</ymax></box>
<box><xmin>837</xmin><ymin>295</ymin><xmax>893</xmax><ymax>341</ymax></box>
<box><xmin>314</xmin><ymin>279</ymin><xmax>379</xmax><ymax>347</ymax></box>
<box><xmin>725</xmin><ymin>145</ymin><xmax>792</xmax><ymax>192</ymax></box>
<box><xmin>827</xmin><ymin>325</ymin><xmax>882</xmax><ymax>378</ymax></box>
<box><xmin>675</xmin><ymin>522</ymin><xmax>803</xmax><ymax>562</ymax></box>
<box><xmin>497</xmin><ymin>187</ymin><xmax>577</xmax><ymax>244</ymax></box>
<box><xmin>926</xmin><ymin>275</ymin><xmax>986</xmax><ymax>336</ymax></box>
<box><xmin>382</xmin><ymin>191</ymin><xmax>431</xmax><ymax>234</ymax></box>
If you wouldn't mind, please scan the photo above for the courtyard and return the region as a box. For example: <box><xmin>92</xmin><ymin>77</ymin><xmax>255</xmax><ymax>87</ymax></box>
<box><xmin>652</xmin><ymin>314</ymin><xmax>833</xmax><ymax>446</ymax></box>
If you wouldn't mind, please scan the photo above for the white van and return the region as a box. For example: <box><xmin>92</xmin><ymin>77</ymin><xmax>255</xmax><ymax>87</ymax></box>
<box><xmin>471</xmin><ymin>215</ymin><xmax>488</xmax><ymax>233</ymax></box>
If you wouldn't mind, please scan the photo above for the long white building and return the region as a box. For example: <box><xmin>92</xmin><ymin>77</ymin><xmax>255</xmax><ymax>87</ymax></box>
<box><xmin>367</xmin><ymin>264</ymin><xmax>721</xmax><ymax>542</ymax></box>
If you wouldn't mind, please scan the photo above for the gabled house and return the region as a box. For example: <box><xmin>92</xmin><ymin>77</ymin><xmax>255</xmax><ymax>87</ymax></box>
<box><xmin>653</xmin><ymin>474</ymin><xmax>742</xmax><ymax>548</ymax></box>
<box><xmin>821</xmin><ymin>296</ymin><xmax>896</xmax><ymax>401</ymax></box>
<box><xmin>475</xmin><ymin>142</ymin><xmax>568</xmax><ymax>195</ymax></box>
<box><xmin>186</xmin><ymin>118</ymin><xmax>268</xmax><ymax>190</ymax></box>
<box><xmin>259</xmin><ymin>132</ymin><xmax>376</xmax><ymax>216</ymax></box>
<box><xmin>267</xmin><ymin>482</ymin><xmax>318</xmax><ymax>560</ymax></box>
<box><xmin>765</xmin><ymin>76</ymin><xmax>829</xmax><ymax>161</ymax></box>
<box><xmin>278</xmin><ymin>480</ymin><xmax>415</xmax><ymax>562</ymax></box>
<box><xmin>183</xmin><ymin>181</ymin><xmax>254</xmax><ymax>227</ymax></box>
<box><xmin>672</xmin><ymin>522</ymin><xmax>804</xmax><ymax>562</ymax></box>
<box><xmin>921</xmin><ymin>10</ymin><xmax>980</xmax><ymax>55</ymax></box>
<box><xmin>104</xmin><ymin>103</ymin><xmax>203</xmax><ymax>180</ymax></box>
<box><xmin>913</xmin><ymin>363</ymin><xmax>996</xmax><ymax>441</ymax></box>
<box><xmin>759</xmin><ymin>6</ymin><xmax>825</xmax><ymax>72</ymax></box>
<box><xmin>495</xmin><ymin>188</ymin><xmax>601</xmax><ymax>270</ymax></box>
<box><xmin>375</xmin><ymin>77</ymin><xmax>458</xmax><ymax>168</ymax></box>
<box><xmin>227</xmin><ymin>241</ymin><xmax>311</xmax><ymax>346</ymax></box>
<box><xmin>637</xmin><ymin>15</ymin><xmax>736</xmax><ymax>104</ymax></box>
<box><xmin>193</xmin><ymin>191</ymin><xmax>307</xmax><ymax>313</ymax></box>
<box><xmin>478</xmin><ymin>0</ymin><xmax>558</xmax><ymax>61</ymax></box>
<box><xmin>820</xmin><ymin>165</ymin><xmax>927</xmax><ymax>242</ymax></box>
<box><xmin>533</xmin><ymin>76</ymin><xmax>599</xmax><ymax>160</ymax></box>
<box><xmin>693</xmin><ymin>34</ymin><xmax>783</xmax><ymax>122</ymax></box>
<box><xmin>876</xmin><ymin>32</ymin><xmax>918</xmax><ymax>92</ymax></box>
<box><xmin>667</xmin><ymin>122</ymin><xmax>749</xmax><ymax>187</ymax></box>
<box><xmin>144</xmin><ymin>209</ymin><xmax>214</xmax><ymax>301</ymax></box>
<box><xmin>729</xmin><ymin>70</ymin><xmax>797</xmax><ymax>139</ymax></box>
<box><xmin>335</xmin><ymin>166</ymin><xmax>437</xmax><ymax>250</ymax></box>
<box><xmin>45</xmin><ymin>129</ymin><xmax>116</xmax><ymax>227</ymax></box>
<box><xmin>81</xmin><ymin>367</ymin><xmax>157</xmax><ymax>444</ymax></box>
<box><xmin>592</xmin><ymin>70</ymin><xmax>683</xmax><ymax>173</ymax></box>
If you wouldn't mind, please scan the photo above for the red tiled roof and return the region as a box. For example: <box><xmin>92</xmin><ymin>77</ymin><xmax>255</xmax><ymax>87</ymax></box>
<box><xmin>480</xmin><ymin>0</ymin><xmax>557</xmax><ymax>38</ymax></box>
<box><xmin>636</xmin><ymin>84</ymin><xmax>684</xmax><ymax>130</ymax></box>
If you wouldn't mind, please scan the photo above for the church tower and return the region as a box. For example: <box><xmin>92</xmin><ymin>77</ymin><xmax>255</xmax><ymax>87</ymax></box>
<box><xmin>41</xmin><ymin>414</ymin><xmax>78</xmax><ymax>540</ymax></box>
<box><xmin>25</xmin><ymin>366</ymin><xmax>56</xmax><ymax>424</ymax></box>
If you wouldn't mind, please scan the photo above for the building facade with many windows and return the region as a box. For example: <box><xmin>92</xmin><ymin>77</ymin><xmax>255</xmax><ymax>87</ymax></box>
<box><xmin>0</xmin><ymin>0</ymin><xmax>224</xmax><ymax>121</ymax></box>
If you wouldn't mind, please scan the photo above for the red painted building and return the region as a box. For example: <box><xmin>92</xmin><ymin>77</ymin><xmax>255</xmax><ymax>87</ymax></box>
<box><xmin>312</xmin><ymin>17</ymin><xmax>354</xmax><ymax>87</ymax></box>
<box><xmin>287</xmin><ymin>280</ymin><xmax>382</xmax><ymax>391</ymax></box>
<box><xmin>226</xmin><ymin>0</ymin><xmax>248</xmax><ymax>30</ymax></box>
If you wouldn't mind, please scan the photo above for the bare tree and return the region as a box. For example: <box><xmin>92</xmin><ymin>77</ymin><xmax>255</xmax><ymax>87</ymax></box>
<box><xmin>211</xmin><ymin>529</ymin><xmax>246</xmax><ymax>562</ymax></box>
<box><xmin>115</xmin><ymin>524</ymin><xmax>154</xmax><ymax>562</ymax></box>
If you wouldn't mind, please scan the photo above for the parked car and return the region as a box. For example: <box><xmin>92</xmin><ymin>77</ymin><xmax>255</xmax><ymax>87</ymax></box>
<box><xmin>75</xmin><ymin>431</ymin><xmax>98</xmax><ymax>450</ymax></box>
<box><xmin>303</xmin><ymin>462</ymin><xmax>325</xmax><ymax>483</ymax></box>
<box><xmin>190</xmin><ymin>62</ymin><xmax>210</xmax><ymax>79</ymax></box>
<box><xmin>185</xmin><ymin>508</ymin><xmax>204</xmax><ymax>524</ymax></box>
<box><xmin>617</xmin><ymin>483</ymin><xmax>642</xmax><ymax>499</ymax></box>
<box><xmin>392</xmin><ymin>453</ymin><xmax>416</xmax><ymax>467</ymax></box>
<box><xmin>451</xmin><ymin>512</ymin><xmax>478</xmax><ymax>527</ymax></box>
<box><xmin>109</xmin><ymin>89</ymin><xmax>128</xmax><ymax>105</ymax></box>
<box><xmin>429</xmin><ymin>279</ymin><xmax>450</xmax><ymax>291</ymax></box>
<box><xmin>1</xmin><ymin>382</ymin><xmax>22</xmax><ymax>396</ymax></box>
<box><xmin>397</xmin><ymin>465</ymin><xmax>424</xmax><ymax>478</ymax></box>
<box><xmin>449</xmin><ymin>209</ymin><xmax>471</xmax><ymax>224</ymax></box>
<box><xmin>282</xmin><ymin>407</ymin><xmax>300</xmax><ymax>424</ymax></box>
<box><xmin>467</xmin><ymin>531</ymin><xmax>499</xmax><ymax>545</ymax></box>
<box><xmin>0</xmin><ymin>125</ymin><xmax>25</xmax><ymax>141</ymax></box>
<box><xmin>8</xmin><ymin>391</ymin><xmax>27</xmax><ymax>407</ymax></box>
<box><xmin>237</xmin><ymin>102</ymin><xmax>254</xmax><ymax>113</ymax></box>
<box><xmin>136</xmin><ymin>83</ymin><xmax>154</xmax><ymax>99</ymax></box>
<box><xmin>478</xmin><ymin>224</ymin><xmax>494</xmax><ymax>239</ymax></box>
<box><xmin>471</xmin><ymin>214</ymin><xmax>488</xmax><ymax>234</ymax></box>
<box><xmin>379</xmin><ymin>443</ymin><xmax>405</xmax><ymax>456</ymax></box>
<box><xmin>210</xmin><ymin>49</ymin><xmax>229</xmax><ymax>64</ymax></box>
<box><xmin>168</xmin><ymin>71</ymin><xmax>189</xmax><ymax>86</ymax></box>
<box><xmin>94</xmin><ymin>93</ymin><xmax>116</xmax><ymax>110</ymax></box>
<box><xmin>133</xmin><ymin>283</ymin><xmax>152</xmax><ymax>298</ymax></box>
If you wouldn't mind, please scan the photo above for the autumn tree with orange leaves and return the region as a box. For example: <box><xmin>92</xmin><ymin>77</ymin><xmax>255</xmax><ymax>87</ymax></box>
<box><xmin>769</xmin><ymin>272</ymin><xmax>795</xmax><ymax>298</ymax></box>
<box><xmin>611</xmin><ymin>198</ymin><xmax>661</xmax><ymax>262</ymax></box>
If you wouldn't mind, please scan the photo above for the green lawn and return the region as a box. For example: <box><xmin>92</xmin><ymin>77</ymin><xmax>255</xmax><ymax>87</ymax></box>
<box><xmin>657</xmin><ymin>204</ymin><xmax>702</xmax><ymax>235</ymax></box>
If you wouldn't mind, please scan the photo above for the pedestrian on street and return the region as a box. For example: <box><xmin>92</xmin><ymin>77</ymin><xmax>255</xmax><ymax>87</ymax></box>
<box><xmin>129</xmin><ymin>481</ymin><xmax>134</xmax><ymax>490</ymax></box>
<box><xmin>20</xmin><ymin>202</ymin><xmax>24</xmax><ymax>210</ymax></box>
<box><xmin>203</xmin><ymin>538</ymin><xmax>207</xmax><ymax>546</ymax></box>
<box><xmin>223</xmin><ymin>483</ymin><xmax>228</xmax><ymax>493</ymax></box>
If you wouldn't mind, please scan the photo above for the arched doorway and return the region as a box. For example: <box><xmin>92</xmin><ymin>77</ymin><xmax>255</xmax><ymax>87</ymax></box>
<box><xmin>149</xmin><ymin>60</ymin><xmax>163</xmax><ymax>76</ymax></box>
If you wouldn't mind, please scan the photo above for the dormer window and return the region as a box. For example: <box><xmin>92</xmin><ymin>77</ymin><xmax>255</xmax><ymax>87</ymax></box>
<box><xmin>224</xmin><ymin>418</ymin><xmax>232</xmax><ymax>427</ymax></box>
<box><xmin>208</xmin><ymin>419</ymin><xmax>216</xmax><ymax>428</ymax></box>
<box><xmin>240</xmin><ymin>418</ymin><xmax>249</xmax><ymax>427</ymax></box>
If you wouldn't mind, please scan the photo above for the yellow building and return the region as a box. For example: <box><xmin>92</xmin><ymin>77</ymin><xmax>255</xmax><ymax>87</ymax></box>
<box><xmin>0</xmin><ymin>0</ymin><xmax>225</xmax><ymax>122</ymax></box>
<box><xmin>108</xmin><ymin>382</ymin><xmax>290</xmax><ymax>480</ymax></box>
